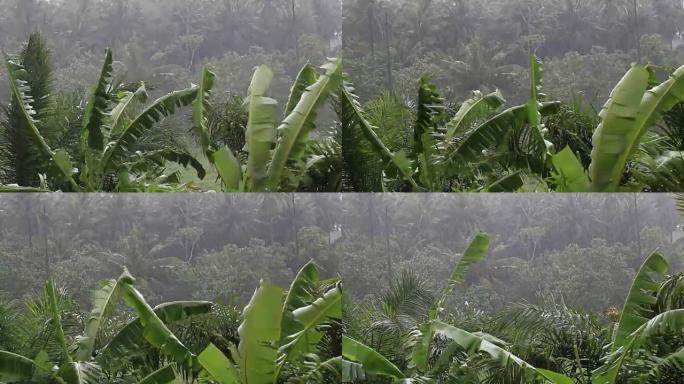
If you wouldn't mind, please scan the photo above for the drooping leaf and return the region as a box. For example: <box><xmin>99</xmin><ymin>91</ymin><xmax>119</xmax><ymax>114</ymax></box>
<box><xmin>101</xmin><ymin>87</ymin><xmax>199</xmax><ymax>174</ymax></box>
<box><xmin>138</xmin><ymin>365</ymin><xmax>176</xmax><ymax>384</ymax></box>
<box><xmin>446</xmin><ymin>90</ymin><xmax>505</xmax><ymax>140</ymax></box>
<box><xmin>0</xmin><ymin>351</ymin><xmax>38</xmax><ymax>382</ymax></box>
<box><xmin>339</xmin><ymin>81</ymin><xmax>419</xmax><ymax>190</ymax></box>
<box><xmin>139</xmin><ymin>148</ymin><xmax>206</xmax><ymax>179</ymax></box>
<box><xmin>101</xmin><ymin>300</ymin><xmax>212</xmax><ymax>360</ymax></box>
<box><xmin>119</xmin><ymin>282</ymin><xmax>200</xmax><ymax>369</ymax></box>
<box><xmin>432</xmin><ymin>233</ymin><xmax>489</xmax><ymax>321</ymax></box>
<box><xmin>450</xmin><ymin>102</ymin><xmax>560</xmax><ymax>163</ymax></box>
<box><xmin>341</xmin><ymin>336</ymin><xmax>405</xmax><ymax>380</ymax></box>
<box><xmin>431</xmin><ymin>321</ymin><xmax>573</xmax><ymax>384</ymax></box>
<box><xmin>482</xmin><ymin>171</ymin><xmax>524</xmax><ymax>192</ymax></box>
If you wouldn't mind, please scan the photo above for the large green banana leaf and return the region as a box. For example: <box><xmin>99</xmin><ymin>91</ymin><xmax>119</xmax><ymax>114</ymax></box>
<box><xmin>79</xmin><ymin>49</ymin><xmax>113</xmax><ymax>190</ymax></box>
<box><xmin>433</xmin><ymin>233</ymin><xmax>489</xmax><ymax>319</ymax></box>
<box><xmin>612</xmin><ymin>251</ymin><xmax>668</xmax><ymax>353</ymax></box>
<box><xmin>449</xmin><ymin>102</ymin><xmax>560</xmax><ymax>163</ymax></box>
<box><xmin>192</xmin><ymin>66</ymin><xmax>216</xmax><ymax>157</ymax></box>
<box><xmin>342</xmin><ymin>336</ymin><xmax>405</xmax><ymax>380</ymax></box>
<box><xmin>110</xmin><ymin>84</ymin><xmax>148</xmax><ymax>136</ymax></box>
<box><xmin>101</xmin><ymin>87</ymin><xmax>199</xmax><ymax>174</ymax></box>
<box><xmin>413</xmin><ymin>76</ymin><xmax>444</xmax><ymax>191</ymax></box>
<box><xmin>244</xmin><ymin>65</ymin><xmax>277</xmax><ymax>191</ymax></box>
<box><xmin>551</xmin><ymin>146</ymin><xmax>590</xmax><ymax>192</ymax></box>
<box><xmin>60</xmin><ymin>362</ymin><xmax>102</xmax><ymax>384</ymax></box>
<box><xmin>526</xmin><ymin>54</ymin><xmax>551</xmax><ymax>158</ymax></box>
<box><xmin>101</xmin><ymin>300</ymin><xmax>211</xmax><ymax>360</ymax></box>
<box><xmin>284</xmin><ymin>64</ymin><xmax>318</xmax><ymax>117</ymax></box>
<box><xmin>280</xmin><ymin>261</ymin><xmax>320</xmax><ymax>342</ymax></box>
<box><xmin>198</xmin><ymin>343</ymin><xmax>239</xmax><ymax>384</ymax></box>
<box><xmin>213</xmin><ymin>146</ymin><xmax>243</xmax><ymax>191</ymax></box>
<box><xmin>0</xmin><ymin>351</ymin><xmax>43</xmax><ymax>383</ymax></box>
<box><xmin>593</xmin><ymin>309</ymin><xmax>684</xmax><ymax>384</ymax></box>
<box><xmin>120</xmin><ymin>283</ymin><xmax>200</xmax><ymax>368</ymax></box>
<box><xmin>277</xmin><ymin>283</ymin><xmax>342</xmax><ymax>372</ymax></box>
<box><xmin>236</xmin><ymin>280</ymin><xmax>285</xmax><ymax>384</ymax></box>
<box><xmin>589</xmin><ymin>64</ymin><xmax>684</xmax><ymax>191</ymax></box>
<box><xmin>80</xmin><ymin>49</ymin><xmax>113</xmax><ymax>153</ymax></box>
<box><xmin>75</xmin><ymin>273</ymin><xmax>131</xmax><ymax>361</ymax></box>
<box><xmin>266</xmin><ymin>59</ymin><xmax>342</xmax><ymax>191</ymax></box>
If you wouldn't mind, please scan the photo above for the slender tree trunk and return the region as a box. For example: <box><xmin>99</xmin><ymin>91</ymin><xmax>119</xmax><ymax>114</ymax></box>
<box><xmin>384</xmin><ymin>9</ymin><xmax>393</xmax><ymax>88</ymax></box>
<box><xmin>291</xmin><ymin>0</ymin><xmax>299</xmax><ymax>63</ymax></box>
<box><xmin>634</xmin><ymin>194</ymin><xmax>642</xmax><ymax>259</ymax></box>
<box><xmin>369</xmin><ymin>1</ymin><xmax>376</xmax><ymax>60</ymax></box>
<box><xmin>369</xmin><ymin>194</ymin><xmax>375</xmax><ymax>248</ymax></box>
<box><xmin>633</xmin><ymin>0</ymin><xmax>641</xmax><ymax>63</ymax></box>
<box><xmin>25</xmin><ymin>198</ymin><xmax>34</xmax><ymax>249</ymax></box>
<box><xmin>42</xmin><ymin>203</ymin><xmax>50</xmax><ymax>281</ymax></box>
<box><xmin>385</xmin><ymin>204</ymin><xmax>392</xmax><ymax>282</ymax></box>
<box><xmin>291</xmin><ymin>194</ymin><xmax>300</xmax><ymax>259</ymax></box>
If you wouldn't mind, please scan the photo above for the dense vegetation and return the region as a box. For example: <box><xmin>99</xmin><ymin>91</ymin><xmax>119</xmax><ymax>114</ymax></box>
<box><xmin>343</xmin><ymin>234</ymin><xmax>684</xmax><ymax>383</ymax></box>
<box><xmin>7</xmin><ymin>1</ymin><xmax>684</xmax><ymax>191</ymax></box>
<box><xmin>0</xmin><ymin>0</ymin><xmax>344</xmax><ymax>192</ymax></box>
<box><xmin>0</xmin><ymin>194</ymin><xmax>342</xmax><ymax>383</ymax></box>
<box><xmin>341</xmin><ymin>0</ymin><xmax>684</xmax><ymax>192</ymax></box>
<box><xmin>0</xmin><ymin>263</ymin><xmax>341</xmax><ymax>383</ymax></box>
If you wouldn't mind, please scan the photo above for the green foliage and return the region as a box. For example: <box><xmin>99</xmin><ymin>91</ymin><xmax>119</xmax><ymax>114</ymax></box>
<box><xmin>0</xmin><ymin>262</ymin><xmax>341</xmax><ymax>384</ymax></box>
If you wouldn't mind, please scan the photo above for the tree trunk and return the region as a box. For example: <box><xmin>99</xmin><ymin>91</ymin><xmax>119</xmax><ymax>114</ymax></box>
<box><xmin>42</xmin><ymin>203</ymin><xmax>50</xmax><ymax>281</ymax></box>
<box><xmin>291</xmin><ymin>0</ymin><xmax>299</xmax><ymax>63</ymax></box>
<box><xmin>384</xmin><ymin>9</ymin><xmax>393</xmax><ymax>88</ymax></box>
<box><xmin>633</xmin><ymin>0</ymin><xmax>641</xmax><ymax>63</ymax></box>
<box><xmin>291</xmin><ymin>194</ymin><xmax>300</xmax><ymax>259</ymax></box>
<box><xmin>385</xmin><ymin>204</ymin><xmax>392</xmax><ymax>282</ymax></box>
<box><xmin>634</xmin><ymin>194</ymin><xmax>642</xmax><ymax>259</ymax></box>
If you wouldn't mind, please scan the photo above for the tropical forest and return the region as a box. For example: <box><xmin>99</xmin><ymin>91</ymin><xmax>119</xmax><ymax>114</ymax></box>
<box><xmin>0</xmin><ymin>194</ymin><xmax>342</xmax><ymax>383</ymax></box>
<box><xmin>342</xmin><ymin>193</ymin><xmax>684</xmax><ymax>383</ymax></box>
<box><xmin>2</xmin><ymin>1</ymin><xmax>684</xmax><ymax>384</ymax></box>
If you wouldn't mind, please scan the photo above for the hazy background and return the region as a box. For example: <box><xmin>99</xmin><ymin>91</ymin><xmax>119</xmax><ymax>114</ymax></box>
<box><xmin>337</xmin><ymin>193</ymin><xmax>684</xmax><ymax>314</ymax></box>
<box><xmin>0</xmin><ymin>0</ymin><xmax>342</xmax><ymax>103</ymax></box>
<box><xmin>343</xmin><ymin>0</ymin><xmax>684</xmax><ymax>104</ymax></box>
<box><xmin>3</xmin><ymin>193</ymin><xmax>682</xmax><ymax>315</ymax></box>
<box><xmin>0</xmin><ymin>194</ymin><xmax>343</xmax><ymax>306</ymax></box>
